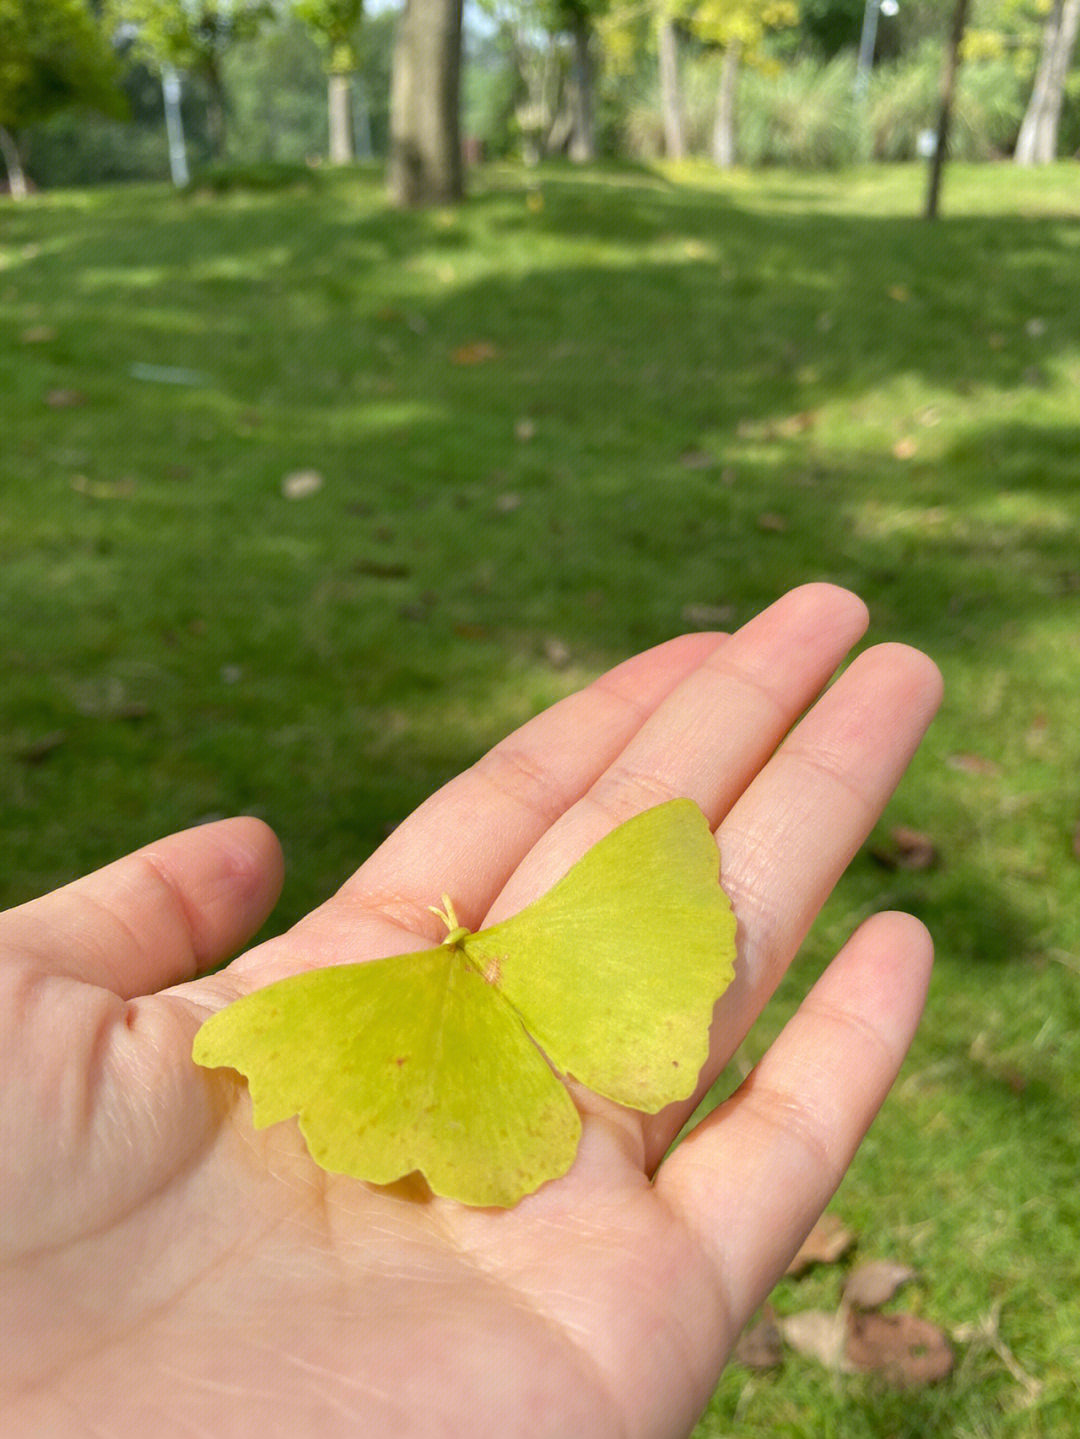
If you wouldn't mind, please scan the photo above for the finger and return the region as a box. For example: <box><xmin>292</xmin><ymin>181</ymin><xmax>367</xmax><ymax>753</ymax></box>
<box><xmin>655</xmin><ymin>910</ymin><xmax>933</xmax><ymax>1334</ymax></box>
<box><xmin>2</xmin><ymin>818</ymin><xmax>284</xmax><ymax>998</ymax></box>
<box><xmin>486</xmin><ymin>582</ymin><xmax>870</xmax><ymax>922</ymax></box>
<box><xmin>244</xmin><ymin>632</ymin><xmax>726</xmax><ymax>978</ymax></box>
<box><xmin>643</xmin><ymin>642</ymin><xmax>942</xmax><ymax>1164</ymax></box>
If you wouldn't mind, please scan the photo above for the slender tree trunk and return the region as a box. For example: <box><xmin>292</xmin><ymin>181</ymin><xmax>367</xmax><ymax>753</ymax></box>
<box><xmin>203</xmin><ymin>56</ymin><xmax>228</xmax><ymax>159</ymax></box>
<box><xmin>1015</xmin><ymin>0</ymin><xmax>1080</xmax><ymax>164</ymax></box>
<box><xmin>328</xmin><ymin>72</ymin><xmax>355</xmax><ymax>164</ymax></box>
<box><xmin>0</xmin><ymin>126</ymin><xmax>28</xmax><ymax>199</ymax></box>
<box><xmin>658</xmin><ymin>19</ymin><xmax>685</xmax><ymax>160</ymax></box>
<box><xmin>712</xmin><ymin>42</ymin><xmax>741</xmax><ymax>169</ymax></box>
<box><xmin>389</xmin><ymin>0</ymin><xmax>464</xmax><ymax>206</ymax></box>
<box><xmin>925</xmin><ymin>0</ymin><xmax>970</xmax><ymax>220</ymax></box>
<box><xmin>567</xmin><ymin>19</ymin><xmax>595</xmax><ymax>162</ymax></box>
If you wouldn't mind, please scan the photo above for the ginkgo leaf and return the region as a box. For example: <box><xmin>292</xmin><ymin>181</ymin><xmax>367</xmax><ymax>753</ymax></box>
<box><xmin>192</xmin><ymin>799</ymin><xmax>737</xmax><ymax>1208</ymax></box>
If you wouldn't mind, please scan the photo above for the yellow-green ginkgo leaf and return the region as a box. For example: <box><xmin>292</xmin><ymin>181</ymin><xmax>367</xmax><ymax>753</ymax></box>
<box><xmin>192</xmin><ymin>798</ymin><xmax>737</xmax><ymax>1208</ymax></box>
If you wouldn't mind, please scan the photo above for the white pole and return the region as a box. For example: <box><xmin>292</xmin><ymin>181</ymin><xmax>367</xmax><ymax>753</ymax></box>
<box><xmin>162</xmin><ymin>66</ymin><xmax>190</xmax><ymax>187</ymax></box>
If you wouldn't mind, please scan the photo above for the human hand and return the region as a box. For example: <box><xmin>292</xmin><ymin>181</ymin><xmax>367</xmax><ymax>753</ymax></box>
<box><xmin>2</xmin><ymin>585</ymin><xmax>941</xmax><ymax>1438</ymax></box>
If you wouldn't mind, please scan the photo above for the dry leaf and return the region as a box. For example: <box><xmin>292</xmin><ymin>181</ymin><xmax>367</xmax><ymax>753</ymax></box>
<box><xmin>354</xmin><ymin>559</ymin><xmax>410</xmax><ymax>580</ymax></box>
<box><xmin>888</xmin><ymin>284</ymin><xmax>910</xmax><ymax>303</ymax></box>
<box><xmin>681</xmin><ymin>603</ymin><xmax>734</xmax><ymax>629</ymax></box>
<box><xmin>786</xmin><ymin>1213</ymin><xmax>855</xmax><ymax>1276</ymax></box>
<box><xmin>947</xmin><ymin>753</ymin><xmax>1000</xmax><ymax>777</ymax></box>
<box><xmin>777</xmin><ymin>411</ymin><xmax>817</xmax><ymax>437</ymax></box>
<box><xmin>515</xmin><ymin>418</ymin><xmax>536</xmax><ymax>442</ymax></box>
<box><xmin>543</xmin><ymin>638</ymin><xmax>571</xmax><ymax>669</ymax></box>
<box><xmin>679</xmin><ymin>448</ymin><xmax>714</xmax><ymax>469</ymax></box>
<box><xmin>46</xmin><ymin>388</ymin><xmax>86</xmax><ymax>408</ymax></box>
<box><xmin>843</xmin><ymin>1260</ymin><xmax>918</xmax><ymax>1310</ymax></box>
<box><xmin>494</xmin><ymin>492</ymin><xmax>522</xmax><ymax>513</ymax></box>
<box><xmin>21</xmin><ymin>325</ymin><xmax>57</xmax><ymax>344</ymax></box>
<box><xmin>15</xmin><ymin>731</ymin><xmax>67</xmax><ymax>765</ymax></box>
<box><xmin>282</xmin><ymin>470</ymin><xmax>323</xmax><ymax>499</ymax></box>
<box><xmin>892</xmin><ymin>437</ymin><xmax>918</xmax><ymax>460</ymax></box>
<box><xmin>845</xmin><ymin>1310</ymin><xmax>953</xmax><ymax>1387</ymax></box>
<box><xmin>870</xmin><ymin>825</ymin><xmax>939</xmax><ymax>871</ymax></box>
<box><xmin>735</xmin><ymin>1309</ymin><xmax>784</xmax><ymax>1370</ymax></box>
<box><xmin>756</xmin><ymin>512</ymin><xmax>787</xmax><ymax>533</ymax></box>
<box><xmin>779</xmin><ymin>1310</ymin><xmax>853</xmax><ymax>1372</ymax></box>
<box><xmin>71</xmin><ymin>475</ymin><xmax>134</xmax><ymax>500</ymax></box>
<box><xmin>451</xmin><ymin>341</ymin><xmax>498</xmax><ymax>365</ymax></box>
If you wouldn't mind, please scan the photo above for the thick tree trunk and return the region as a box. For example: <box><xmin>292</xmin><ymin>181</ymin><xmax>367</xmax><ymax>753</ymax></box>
<box><xmin>926</xmin><ymin>0</ymin><xmax>970</xmax><ymax>219</ymax></box>
<box><xmin>328</xmin><ymin>72</ymin><xmax>355</xmax><ymax>164</ymax></box>
<box><xmin>658</xmin><ymin>19</ymin><xmax>686</xmax><ymax>160</ymax></box>
<box><xmin>389</xmin><ymin>0</ymin><xmax>464</xmax><ymax>206</ymax></box>
<box><xmin>712</xmin><ymin>42</ymin><xmax>740</xmax><ymax>169</ymax></box>
<box><xmin>0</xmin><ymin>126</ymin><xmax>28</xmax><ymax>199</ymax></box>
<box><xmin>567</xmin><ymin>19</ymin><xmax>595</xmax><ymax>162</ymax></box>
<box><xmin>1015</xmin><ymin>0</ymin><xmax>1080</xmax><ymax>165</ymax></box>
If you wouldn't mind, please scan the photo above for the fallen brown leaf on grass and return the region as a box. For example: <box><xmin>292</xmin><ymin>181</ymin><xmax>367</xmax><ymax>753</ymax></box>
<box><xmin>947</xmin><ymin>752</ymin><xmax>1001</xmax><ymax>776</ymax></box>
<box><xmin>779</xmin><ymin>1310</ymin><xmax>853</xmax><ymax>1372</ymax></box>
<box><xmin>845</xmin><ymin>1310</ymin><xmax>953</xmax><ymax>1387</ymax></box>
<box><xmin>681</xmin><ymin>603</ymin><xmax>734</xmax><ymax>629</ymax></box>
<box><xmin>756</xmin><ymin>512</ymin><xmax>787</xmax><ymax>533</ymax></box>
<box><xmin>21</xmin><ymin>325</ymin><xmax>57</xmax><ymax>344</ymax></box>
<box><xmin>785</xmin><ymin>1213</ymin><xmax>855</xmax><ymax>1276</ymax></box>
<box><xmin>451</xmin><ymin>341</ymin><xmax>498</xmax><ymax>365</ymax></box>
<box><xmin>46</xmin><ymin>388</ymin><xmax>86</xmax><ymax>408</ymax></box>
<box><xmin>870</xmin><ymin>825</ymin><xmax>939</xmax><ymax>871</ymax></box>
<box><xmin>843</xmin><ymin>1260</ymin><xmax>918</xmax><ymax>1310</ymax></box>
<box><xmin>734</xmin><ymin>1308</ymin><xmax>784</xmax><ymax>1370</ymax></box>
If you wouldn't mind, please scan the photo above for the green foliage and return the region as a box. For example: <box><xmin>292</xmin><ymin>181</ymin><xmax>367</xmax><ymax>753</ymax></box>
<box><xmin>292</xmin><ymin>0</ymin><xmax>364</xmax><ymax>73</ymax></box>
<box><xmin>738</xmin><ymin>51</ymin><xmax>858</xmax><ymax>166</ymax></box>
<box><xmin>0</xmin><ymin>0</ymin><xmax>124</xmax><ymax>131</ymax></box>
<box><xmin>194</xmin><ymin>800</ymin><xmax>736</xmax><ymax>1206</ymax></box>
<box><xmin>867</xmin><ymin>41</ymin><xmax>1028</xmax><ymax>160</ymax></box>
<box><xmin>106</xmin><ymin>0</ymin><xmax>273</xmax><ymax>76</ymax></box>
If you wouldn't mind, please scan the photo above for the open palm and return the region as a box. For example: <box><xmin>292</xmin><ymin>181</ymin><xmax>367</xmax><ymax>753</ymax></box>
<box><xmin>3</xmin><ymin>586</ymin><xmax>941</xmax><ymax>1438</ymax></box>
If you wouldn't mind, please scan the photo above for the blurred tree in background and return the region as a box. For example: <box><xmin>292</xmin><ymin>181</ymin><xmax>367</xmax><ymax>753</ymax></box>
<box><xmin>0</xmin><ymin>0</ymin><xmax>124</xmax><ymax>196</ymax></box>
<box><xmin>5</xmin><ymin>0</ymin><xmax>1080</xmax><ymax>193</ymax></box>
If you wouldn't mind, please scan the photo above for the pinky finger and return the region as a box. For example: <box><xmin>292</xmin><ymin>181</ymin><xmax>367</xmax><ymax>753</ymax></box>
<box><xmin>655</xmin><ymin>911</ymin><xmax>933</xmax><ymax>1334</ymax></box>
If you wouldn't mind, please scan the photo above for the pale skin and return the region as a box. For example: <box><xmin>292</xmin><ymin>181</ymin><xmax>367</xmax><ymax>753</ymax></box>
<box><xmin>2</xmin><ymin>584</ymin><xmax>942</xmax><ymax>1438</ymax></box>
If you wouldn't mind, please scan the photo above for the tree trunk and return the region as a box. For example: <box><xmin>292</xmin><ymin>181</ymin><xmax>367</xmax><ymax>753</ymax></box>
<box><xmin>567</xmin><ymin>19</ymin><xmax>595</xmax><ymax>162</ymax></box>
<box><xmin>1015</xmin><ymin>0</ymin><xmax>1080</xmax><ymax>164</ymax></box>
<box><xmin>204</xmin><ymin>56</ymin><xmax>228</xmax><ymax>159</ymax></box>
<box><xmin>328</xmin><ymin>72</ymin><xmax>355</xmax><ymax>164</ymax></box>
<box><xmin>658</xmin><ymin>19</ymin><xmax>685</xmax><ymax>160</ymax></box>
<box><xmin>925</xmin><ymin>0</ymin><xmax>970</xmax><ymax>220</ymax></box>
<box><xmin>712</xmin><ymin>42</ymin><xmax>741</xmax><ymax>169</ymax></box>
<box><xmin>0</xmin><ymin>126</ymin><xmax>28</xmax><ymax>199</ymax></box>
<box><xmin>389</xmin><ymin>0</ymin><xmax>464</xmax><ymax>206</ymax></box>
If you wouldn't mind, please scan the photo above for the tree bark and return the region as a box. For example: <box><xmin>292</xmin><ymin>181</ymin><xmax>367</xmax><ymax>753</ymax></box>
<box><xmin>712</xmin><ymin>42</ymin><xmax>741</xmax><ymax>169</ymax></box>
<box><xmin>925</xmin><ymin>0</ymin><xmax>970</xmax><ymax>220</ymax></box>
<box><xmin>389</xmin><ymin>0</ymin><xmax>464</xmax><ymax>206</ymax></box>
<box><xmin>1015</xmin><ymin>0</ymin><xmax>1080</xmax><ymax>165</ymax></box>
<box><xmin>567</xmin><ymin>18</ymin><xmax>595</xmax><ymax>162</ymax></box>
<box><xmin>328</xmin><ymin>72</ymin><xmax>355</xmax><ymax>164</ymax></box>
<box><xmin>0</xmin><ymin>126</ymin><xmax>28</xmax><ymax>199</ymax></box>
<box><xmin>658</xmin><ymin>19</ymin><xmax>686</xmax><ymax>160</ymax></box>
<box><xmin>203</xmin><ymin>56</ymin><xmax>228</xmax><ymax>159</ymax></box>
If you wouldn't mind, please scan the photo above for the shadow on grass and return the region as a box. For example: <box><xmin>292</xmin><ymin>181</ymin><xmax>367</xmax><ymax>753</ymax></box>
<box><xmin>4</xmin><ymin>166</ymin><xmax>1080</xmax><ymax>930</ymax></box>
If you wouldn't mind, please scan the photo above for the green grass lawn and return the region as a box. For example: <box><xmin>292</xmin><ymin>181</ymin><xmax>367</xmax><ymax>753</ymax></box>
<box><xmin>3</xmin><ymin>159</ymin><xmax>1080</xmax><ymax>1435</ymax></box>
